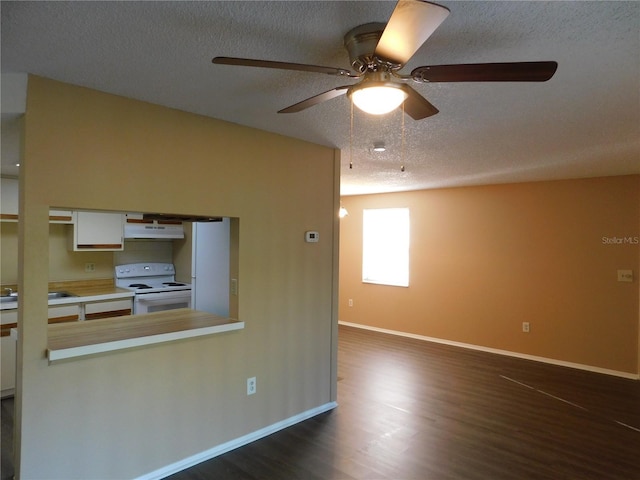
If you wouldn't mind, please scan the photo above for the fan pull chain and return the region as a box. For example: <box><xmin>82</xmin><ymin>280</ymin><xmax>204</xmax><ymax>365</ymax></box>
<box><xmin>349</xmin><ymin>99</ymin><xmax>354</xmax><ymax>169</ymax></box>
<box><xmin>400</xmin><ymin>103</ymin><xmax>406</xmax><ymax>172</ymax></box>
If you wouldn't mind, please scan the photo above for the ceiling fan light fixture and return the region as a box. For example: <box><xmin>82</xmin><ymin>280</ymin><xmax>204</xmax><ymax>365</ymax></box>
<box><xmin>349</xmin><ymin>84</ymin><xmax>408</xmax><ymax>115</ymax></box>
<box><xmin>347</xmin><ymin>72</ymin><xmax>408</xmax><ymax>115</ymax></box>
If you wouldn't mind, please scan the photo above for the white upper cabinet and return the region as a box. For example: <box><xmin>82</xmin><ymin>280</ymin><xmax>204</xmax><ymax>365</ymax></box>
<box><xmin>0</xmin><ymin>177</ymin><xmax>19</xmax><ymax>220</ymax></box>
<box><xmin>69</xmin><ymin>211</ymin><xmax>124</xmax><ymax>251</ymax></box>
<box><xmin>0</xmin><ymin>177</ymin><xmax>73</xmax><ymax>223</ymax></box>
<box><xmin>48</xmin><ymin>209</ymin><xmax>74</xmax><ymax>224</ymax></box>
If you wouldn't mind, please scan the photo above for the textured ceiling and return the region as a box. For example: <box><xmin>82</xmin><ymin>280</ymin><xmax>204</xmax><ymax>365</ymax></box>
<box><xmin>1</xmin><ymin>1</ymin><xmax>638</xmax><ymax>195</ymax></box>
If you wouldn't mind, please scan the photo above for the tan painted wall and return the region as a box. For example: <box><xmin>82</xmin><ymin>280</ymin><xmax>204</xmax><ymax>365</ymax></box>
<box><xmin>0</xmin><ymin>221</ymin><xmax>18</xmax><ymax>283</ymax></box>
<box><xmin>339</xmin><ymin>176</ymin><xmax>639</xmax><ymax>375</ymax></box>
<box><xmin>16</xmin><ymin>76</ymin><xmax>339</xmax><ymax>478</ymax></box>
<box><xmin>2</xmin><ymin>222</ymin><xmax>121</xmax><ymax>285</ymax></box>
<box><xmin>48</xmin><ymin>224</ymin><xmax>114</xmax><ymax>281</ymax></box>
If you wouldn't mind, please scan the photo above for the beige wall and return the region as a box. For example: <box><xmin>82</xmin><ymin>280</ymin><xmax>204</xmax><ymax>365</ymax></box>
<box><xmin>48</xmin><ymin>224</ymin><xmax>113</xmax><ymax>281</ymax></box>
<box><xmin>2</xmin><ymin>222</ymin><xmax>122</xmax><ymax>285</ymax></box>
<box><xmin>16</xmin><ymin>76</ymin><xmax>339</xmax><ymax>478</ymax></box>
<box><xmin>339</xmin><ymin>176</ymin><xmax>639</xmax><ymax>376</ymax></box>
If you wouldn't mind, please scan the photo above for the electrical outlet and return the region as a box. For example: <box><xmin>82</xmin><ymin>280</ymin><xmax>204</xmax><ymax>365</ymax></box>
<box><xmin>84</xmin><ymin>263</ymin><xmax>96</xmax><ymax>272</ymax></box>
<box><xmin>231</xmin><ymin>278</ymin><xmax>238</xmax><ymax>295</ymax></box>
<box><xmin>247</xmin><ymin>377</ymin><xmax>256</xmax><ymax>396</ymax></box>
<box><xmin>522</xmin><ymin>322</ymin><xmax>530</xmax><ymax>333</ymax></box>
<box><xmin>617</xmin><ymin>270</ymin><xmax>633</xmax><ymax>282</ymax></box>
<box><xmin>348</xmin><ymin>299</ymin><xmax>353</xmax><ymax>307</ymax></box>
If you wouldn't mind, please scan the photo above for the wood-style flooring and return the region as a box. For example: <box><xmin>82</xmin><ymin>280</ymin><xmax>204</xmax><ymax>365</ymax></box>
<box><xmin>166</xmin><ymin>325</ymin><xmax>640</xmax><ymax>480</ymax></box>
<box><xmin>0</xmin><ymin>397</ymin><xmax>13</xmax><ymax>480</ymax></box>
<box><xmin>2</xmin><ymin>324</ymin><xmax>639</xmax><ymax>479</ymax></box>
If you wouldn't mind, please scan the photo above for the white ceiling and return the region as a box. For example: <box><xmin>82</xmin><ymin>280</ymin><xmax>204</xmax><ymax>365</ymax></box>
<box><xmin>1</xmin><ymin>1</ymin><xmax>638</xmax><ymax>195</ymax></box>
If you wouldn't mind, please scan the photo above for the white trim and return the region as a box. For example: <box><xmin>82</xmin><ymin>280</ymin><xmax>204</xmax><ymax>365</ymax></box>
<box><xmin>339</xmin><ymin>321</ymin><xmax>639</xmax><ymax>381</ymax></box>
<box><xmin>135</xmin><ymin>401</ymin><xmax>338</xmax><ymax>480</ymax></box>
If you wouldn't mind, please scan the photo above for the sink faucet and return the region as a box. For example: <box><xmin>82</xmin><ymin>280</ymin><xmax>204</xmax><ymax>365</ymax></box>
<box><xmin>4</xmin><ymin>287</ymin><xmax>13</xmax><ymax>296</ymax></box>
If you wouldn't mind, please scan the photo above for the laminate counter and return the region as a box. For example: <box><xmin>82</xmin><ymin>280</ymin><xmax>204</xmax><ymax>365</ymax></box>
<box><xmin>47</xmin><ymin>308</ymin><xmax>244</xmax><ymax>363</ymax></box>
<box><xmin>49</xmin><ymin>279</ymin><xmax>134</xmax><ymax>305</ymax></box>
<box><xmin>1</xmin><ymin>279</ymin><xmax>134</xmax><ymax>311</ymax></box>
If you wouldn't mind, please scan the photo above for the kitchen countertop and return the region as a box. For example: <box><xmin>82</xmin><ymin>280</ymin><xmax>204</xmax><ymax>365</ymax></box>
<box><xmin>1</xmin><ymin>279</ymin><xmax>134</xmax><ymax>310</ymax></box>
<box><xmin>47</xmin><ymin>308</ymin><xmax>244</xmax><ymax>363</ymax></box>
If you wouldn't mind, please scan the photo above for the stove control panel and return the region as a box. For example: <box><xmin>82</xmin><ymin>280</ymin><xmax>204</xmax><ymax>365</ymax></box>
<box><xmin>115</xmin><ymin>263</ymin><xmax>175</xmax><ymax>278</ymax></box>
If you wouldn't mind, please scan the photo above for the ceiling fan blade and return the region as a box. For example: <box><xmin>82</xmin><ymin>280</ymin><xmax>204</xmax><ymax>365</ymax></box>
<box><xmin>212</xmin><ymin>56</ymin><xmax>357</xmax><ymax>77</ymax></box>
<box><xmin>400</xmin><ymin>84</ymin><xmax>439</xmax><ymax>120</ymax></box>
<box><xmin>375</xmin><ymin>0</ymin><xmax>450</xmax><ymax>66</ymax></box>
<box><xmin>278</xmin><ymin>86</ymin><xmax>350</xmax><ymax>113</ymax></box>
<box><xmin>411</xmin><ymin>61</ymin><xmax>558</xmax><ymax>82</ymax></box>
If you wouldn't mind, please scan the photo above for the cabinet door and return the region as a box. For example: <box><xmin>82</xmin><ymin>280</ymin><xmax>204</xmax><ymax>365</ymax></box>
<box><xmin>1</xmin><ymin>336</ymin><xmax>16</xmax><ymax>394</ymax></box>
<box><xmin>1</xmin><ymin>309</ymin><xmax>18</xmax><ymax>395</ymax></box>
<box><xmin>49</xmin><ymin>209</ymin><xmax>74</xmax><ymax>224</ymax></box>
<box><xmin>48</xmin><ymin>304</ymin><xmax>80</xmax><ymax>324</ymax></box>
<box><xmin>0</xmin><ymin>309</ymin><xmax>18</xmax><ymax>337</ymax></box>
<box><xmin>85</xmin><ymin>298</ymin><xmax>133</xmax><ymax>320</ymax></box>
<box><xmin>71</xmin><ymin>211</ymin><xmax>124</xmax><ymax>251</ymax></box>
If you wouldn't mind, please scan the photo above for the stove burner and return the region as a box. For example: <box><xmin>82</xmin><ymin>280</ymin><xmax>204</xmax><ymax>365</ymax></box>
<box><xmin>163</xmin><ymin>282</ymin><xmax>186</xmax><ymax>287</ymax></box>
<box><xmin>129</xmin><ymin>283</ymin><xmax>152</xmax><ymax>289</ymax></box>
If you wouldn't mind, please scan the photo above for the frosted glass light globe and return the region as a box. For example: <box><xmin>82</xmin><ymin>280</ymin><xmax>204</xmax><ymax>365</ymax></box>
<box><xmin>350</xmin><ymin>85</ymin><xmax>408</xmax><ymax>115</ymax></box>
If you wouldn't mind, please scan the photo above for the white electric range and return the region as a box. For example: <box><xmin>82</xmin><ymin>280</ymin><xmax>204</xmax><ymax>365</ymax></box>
<box><xmin>114</xmin><ymin>263</ymin><xmax>192</xmax><ymax>314</ymax></box>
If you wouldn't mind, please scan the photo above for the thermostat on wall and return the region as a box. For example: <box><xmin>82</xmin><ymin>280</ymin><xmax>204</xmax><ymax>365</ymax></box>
<box><xmin>305</xmin><ymin>231</ymin><xmax>319</xmax><ymax>243</ymax></box>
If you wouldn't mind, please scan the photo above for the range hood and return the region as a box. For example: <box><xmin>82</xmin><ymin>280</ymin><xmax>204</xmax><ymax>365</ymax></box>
<box><xmin>124</xmin><ymin>213</ymin><xmax>222</xmax><ymax>240</ymax></box>
<box><xmin>124</xmin><ymin>221</ymin><xmax>185</xmax><ymax>240</ymax></box>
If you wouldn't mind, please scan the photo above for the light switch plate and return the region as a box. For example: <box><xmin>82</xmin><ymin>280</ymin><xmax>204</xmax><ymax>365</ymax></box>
<box><xmin>617</xmin><ymin>270</ymin><xmax>633</xmax><ymax>282</ymax></box>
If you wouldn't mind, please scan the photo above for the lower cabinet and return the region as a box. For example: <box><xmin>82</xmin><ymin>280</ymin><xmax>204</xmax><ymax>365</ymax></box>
<box><xmin>1</xmin><ymin>309</ymin><xmax>18</xmax><ymax>397</ymax></box>
<box><xmin>0</xmin><ymin>306</ymin><xmax>79</xmax><ymax>396</ymax></box>
<box><xmin>0</xmin><ymin>298</ymin><xmax>133</xmax><ymax>396</ymax></box>
<box><xmin>85</xmin><ymin>298</ymin><xmax>133</xmax><ymax>320</ymax></box>
<box><xmin>48</xmin><ymin>304</ymin><xmax>80</xmax><ymax>324</ymax></box>
<box><xmin>1</xmin><ymin>335</ymin><xmax>16</xmax><ymax>396</ymax></box>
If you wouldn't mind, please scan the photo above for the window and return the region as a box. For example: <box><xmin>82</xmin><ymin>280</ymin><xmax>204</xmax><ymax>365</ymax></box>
<box><xmin>362</xmin><ymin>208</ymin><xmax>410</xmax><ymax>287</ymax></box>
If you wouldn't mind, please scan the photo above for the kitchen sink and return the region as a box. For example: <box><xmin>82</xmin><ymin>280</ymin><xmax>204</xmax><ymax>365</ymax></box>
<box><xmin>0</xmin><ymin>291</ymin><xmax>78</xmax><ymax>303</ymax></box>
<box><xmin>48</xmin><ymin>291</ymin><xmax>77</xmax><ymax>299</ymax></box>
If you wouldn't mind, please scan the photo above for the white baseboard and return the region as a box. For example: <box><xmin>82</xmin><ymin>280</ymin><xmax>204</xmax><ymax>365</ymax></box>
<box><xmin>339</xmin><ymin>321</ymin><xmax>639</xmax><ymax>381</ymax></box>
<box><xmin>136</xmin><ymin>401</ymin><xmax>338</xmax><ymax>480</ymax></box>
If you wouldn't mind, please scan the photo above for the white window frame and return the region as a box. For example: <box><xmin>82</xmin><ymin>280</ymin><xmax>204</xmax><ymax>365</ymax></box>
<box><xmin>362</xmin><ymin>207</ymin><xmax>410</xmax><ymax>287</ymax></box>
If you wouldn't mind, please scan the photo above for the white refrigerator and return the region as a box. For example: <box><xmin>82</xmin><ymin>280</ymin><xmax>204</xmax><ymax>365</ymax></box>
<box><xmin>191</xmin><ymin>218</ymin><xmax>230</xmax><ymax>316</ymax></box>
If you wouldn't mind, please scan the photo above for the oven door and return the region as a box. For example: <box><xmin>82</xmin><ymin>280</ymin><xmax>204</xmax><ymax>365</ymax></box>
<box><xmin>133</xmin><ymin>290</ymin><xmax>192</xmax><ymax>314</ymax></box>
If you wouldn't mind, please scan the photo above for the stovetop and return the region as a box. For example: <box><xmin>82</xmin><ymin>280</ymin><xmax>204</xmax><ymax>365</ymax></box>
<box><xmin>115</xmin><ymin>263</ymin><xmax>191</xmax><ymax>293</ymax></box>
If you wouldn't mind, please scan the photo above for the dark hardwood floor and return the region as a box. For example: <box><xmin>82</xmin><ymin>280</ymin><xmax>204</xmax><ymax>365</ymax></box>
<box><xmin>167</xmin><ymin>325</ymin><xmax>640</xmax><ymax>480</ymax></box>
<box><xmin>3</xmin><ymin>325</ymin><xmax>639</xmax><ymax>479</ymax></box>
<box><xmin>0</xmin><ymin>397</ymin><xmax>13</xmax><ymax>480</ymax></box>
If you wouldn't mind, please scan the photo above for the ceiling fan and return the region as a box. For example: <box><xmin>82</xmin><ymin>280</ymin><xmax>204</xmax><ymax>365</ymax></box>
<box><xmin>212</xmin><ymin>0</ymin><xmax>557</xmax><ymax>120</ymax></box>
